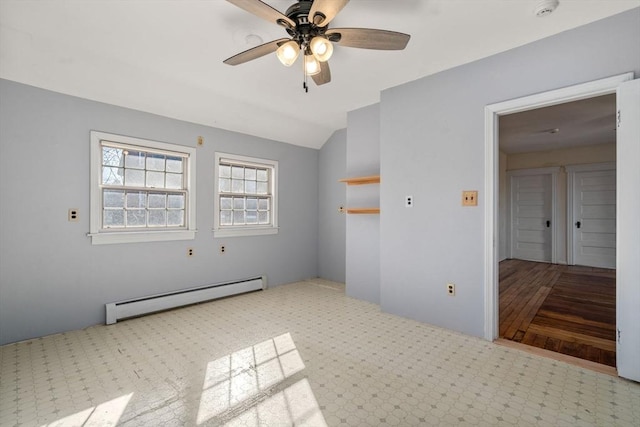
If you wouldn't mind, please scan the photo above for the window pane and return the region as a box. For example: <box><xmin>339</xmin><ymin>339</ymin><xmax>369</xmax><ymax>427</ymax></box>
<box><xmin>220</xmin><ymin>210</ymin><xmax>232</xmax><ymax>225</ymax></box>
<box><xmin>146</xmin><ymin>171</ymin><xmax>164</xmax><ymax>188</ymax></box>
<box><xmin>166</xmin><ymin>156</ymin><xmax>183</xmax><ymax>173</ymax></box>
<box><xmin>246</xmin><ymin>210</ymin><xmax>258</xmax><ymax>224</ymax></box>
<box><xmin>232</xmin><ymin>166</ymin><xmax>244</xmax><ymax>179</ymax></box>
<box><xmin>102</xmin><ymin>167</ymin><xmax>124</xmax><ymax>185</ymax></box>
<box><xmin>220</xmin><ymin>197</ymin><xmax>232</xmax><ymax>210</ymax></box>
<box><xmin>233</xmin><ymin>198</ymin><xmax>245</xmax><ymax>210</ymax></box>
<box><xmin>245</xmin><ymin>180</ymin><xmax>257</xmax><ymax>194</ymax></box>
<box><xmin>168</xmin><ymin>194</ymin><xmax>184</xmax><ymax>209</ymax></box>
<box><xmin>246</xmin><ymin>198</ymin><xmax>258</xmax><ymax>210</ymax></box>
<box><xmin>258</xmin><ymin>198</ymin><xmax>269</xmax><ymax>210</ymax></box>
<box><xmin>231</xmin><ymin>179</ymin><xmax>244</xmax><ymax>193</ymax></box>
<box><xmin>257</xmin><ymin>169</ymin><xmax>268</xmax><ymax>181</ymax></box>
<box><xmin>148</xmin><ymin>210</ymin><xmax>166</xmax><ymax>226</ymax></box>
<box><xmin>257</xmin><ymin>182</ymin><xmax>268</xmax><ymax>194</ymax></box>
<box><xmin>245</xmin><ymin>168</ymin><xmax>257</xmax><ymax>180</ymax></box>
<box><xmin>166</xmin><ymin>173</ymin><xmax>182</xmax><ymax>189</ymax></box>
<box><xmin>148</xmin><ymin>193</ymin><xmax>166</xmax><ymax>209</ymax></box>
<box><xmin>104</xmin><ymin>209</ymin><xmax>124</xmax><ymax>227</ymax></box>
<box><xmin>219</xmin><ymin>178</ymin><xmax>231</xmax><ymax>192</ymax></box>
<box><xmin>126</xmin><ymin>209</ymin><xmax>146</xmax><ymax>227</ymax></box>
<box><xmin>146</xmin><ymin>154</ymin><xmax>165</xmax><ymax>171</ymax></box>
<box><xmin>126</xmin><ymin>192</ymin><xmax>146</xmax><ymax>208</ymax></box>
<box><xmin>125</xmin><ymin>151</ymin><xmax>145</xmax><ymax>169</ymax></box>
<box><xmin>233</xmin><ymin>210</ymin><xmax>245</xmax><ymax>225</ymax></box>
<box><xmin>102</xmin><ymin>147</ymin><xmax>123</xmax><ymax>167</ymax></box>
<box><xmin>258</xmin><ymin>211</ymin><xmax>269</xmax><ymax>224</ymax></box>
<box><xmin>104</xmin><ymin>190</ymin><xmax>124</xmax><ymax>208</ymax></box>
<box><xmin>125</xmin><ymin>169</ymin><xmax>145</xmax><ymax>187</ymax></box>
<box><xmin>167</xmin><ymin>210</ymin><xmax>184</xmax><ymax>226</ymax></box>
<box><xmin>219</xmin><ymin>165</ymin><xmax>231</xmax><ymax>178</ymax></box>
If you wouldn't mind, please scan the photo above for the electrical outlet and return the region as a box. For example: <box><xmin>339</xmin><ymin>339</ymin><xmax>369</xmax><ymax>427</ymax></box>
<box><xmin>447</xmin><ymin>283</ymin><xmax>455</xmax><ymax>296</ymax></box>
<box><xmin>187</xmin><ymin>248</ymin><xmax>194</xmax><ymax>257</ymax></box>
<box><xmin>68</xmin><ymin>208</ymin><xmax>79</xmax><ymax>222</ymax></box>
<box><xmin>220</xmin><ymin>245</ymin><xmax>226</xmax><ymax>254</ymax></box>
<box><xmin>405</xmin><ymin>195</ymin><xmax>413</xmax><ymax>208</ymax></box>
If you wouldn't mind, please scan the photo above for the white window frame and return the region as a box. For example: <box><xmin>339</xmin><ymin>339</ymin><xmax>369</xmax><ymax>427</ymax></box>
<box><xmin>213</xmin><ymin>152</ymin><xmax>278</xmax><ymax>238</ymax></box>
<box><xmin>89</xmin><ymin>131</ymin><xmax>197</xmax><ymax>245</ymax></box>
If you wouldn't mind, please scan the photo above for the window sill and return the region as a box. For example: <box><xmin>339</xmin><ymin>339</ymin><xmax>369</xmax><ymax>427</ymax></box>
<box><xmin>212</xmin><ymin>227</ymin><xmax>278</xmax><ymax>238</ymax></box>
<box><xmin>88</xmin><ymin>230</ymin><xmax>196</xmax><ymax>245</ymax></box>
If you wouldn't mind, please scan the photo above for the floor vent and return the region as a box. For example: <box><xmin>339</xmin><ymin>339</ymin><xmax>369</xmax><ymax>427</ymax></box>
<box><xmin>105</xmin><ymin>276</ymin><xmax>265</xmax><ymax>324</ymax></box>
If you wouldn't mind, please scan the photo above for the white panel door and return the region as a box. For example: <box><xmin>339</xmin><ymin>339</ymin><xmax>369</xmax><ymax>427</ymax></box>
<box><xmin>510</xmin><ymin>173</ymin><xmax>552</xmax><ymax>262</ymax></box>
<box><xmin>570</xmin><ymin>168</ymin><xmax>616</xmax><ymax>269</ymax></box>
<box><xmin>616</xmin><ymin>78</ymin><xmax>640</xmax><ymax>382</ymax></box>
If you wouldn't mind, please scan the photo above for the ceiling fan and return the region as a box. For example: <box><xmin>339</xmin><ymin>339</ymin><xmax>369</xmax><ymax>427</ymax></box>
<box><xmin>223</xmin><ymin>0</ymin><xmax>411</xmax><ymax>91</ymax></box>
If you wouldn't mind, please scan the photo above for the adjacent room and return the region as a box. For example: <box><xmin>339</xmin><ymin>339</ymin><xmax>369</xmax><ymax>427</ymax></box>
<box><xmin>1</xmin><ymin>1</ymin><xmax>639</xmax><ymax>425</ymax></box>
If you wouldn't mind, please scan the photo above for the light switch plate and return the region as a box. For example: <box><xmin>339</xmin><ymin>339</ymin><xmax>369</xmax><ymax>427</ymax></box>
<box><xmin>462</xmin><ymin>191</ymin><xmax>478</xmax><ymax>206</ymax></box>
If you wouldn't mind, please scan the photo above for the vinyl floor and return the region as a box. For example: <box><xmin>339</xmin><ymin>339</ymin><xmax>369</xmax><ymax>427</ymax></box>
<box><xmin>1</xmin><ymin>278</ymin><xmax>639</xmax><ymax>426</ymax></box>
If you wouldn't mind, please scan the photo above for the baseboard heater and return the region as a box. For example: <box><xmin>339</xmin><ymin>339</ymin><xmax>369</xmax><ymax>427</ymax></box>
<box><xmin>105</xmin><ymin>276</ymin><xmax>265</xmax><ymax>325</ymax></box>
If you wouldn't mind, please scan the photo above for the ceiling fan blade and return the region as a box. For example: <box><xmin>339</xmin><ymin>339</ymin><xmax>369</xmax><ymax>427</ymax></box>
<box><xmin>326</xmin><ymin>28</ymin><xmax>410</xmax><ymax>50</ymax></box>
<box><xmin>226</xmin><ymin>0</ymin><xmax>296</xmax><ymax>29</ymax></box>
<box><xmin>223</xmin><ymin>38</ymin><xmax>289</xmax><ymax>65</ymax></box>
<box><xmin>309</xmin><ymin>0</ymin><xmax>349</xmax><ymax>26</ymax></box>
<box><xmin>312</xmin><ymin>61</ymin><xmax>331</xmax><ymax>86</ymax></box>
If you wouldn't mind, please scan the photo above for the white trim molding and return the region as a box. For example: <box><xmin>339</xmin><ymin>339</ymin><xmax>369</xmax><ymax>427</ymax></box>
<box><xmin>89</xmin><ymin>131</ymin><xmax>197</xmax><ymax>245</ymax></box>
<box><xmin>213</xmin><ymin>152</ymin><xmax>279</xmax><ymax>238</ymax></box>
<box><xmin>483</xmin><ymin>72</ymin><xmax>633</xmax><ymax>341</ymax></box>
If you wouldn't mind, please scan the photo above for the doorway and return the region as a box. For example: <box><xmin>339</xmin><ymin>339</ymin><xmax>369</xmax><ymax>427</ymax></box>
<box><xmin>483</xmin><ymin>73</ymin><xmax>639</xmax><ymax>380</ymax></box>
<box><xmin>499</xmin><ymin>96</ymin><xmax>617</xmax><ymax>366</ymax></box>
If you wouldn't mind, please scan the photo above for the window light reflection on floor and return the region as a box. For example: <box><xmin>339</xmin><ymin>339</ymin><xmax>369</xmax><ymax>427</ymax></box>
<box><xmin>42</xmin><ymin>392</ymin><xmax>133</xmax><ymax>427</ymax></box>
<box><xmin>197</xmin><ymin>332</ymin><xmax>324</xmax><ymax>425</ymax></box>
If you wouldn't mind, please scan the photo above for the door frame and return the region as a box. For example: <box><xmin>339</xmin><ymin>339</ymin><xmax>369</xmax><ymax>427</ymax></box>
<box><xmin>483</xmin><ymin>72</ymin><xmax>633</xmax><ymax>342</ymax></box>
<box><xmin>507</xmin><ymin>167</ymin><xmax>559</xmax><ymax>263</ymax></box>
<box><xmin>566</xmin><ymin>162</ymin><xmax>616</xmax><ymax>266</ymax></box>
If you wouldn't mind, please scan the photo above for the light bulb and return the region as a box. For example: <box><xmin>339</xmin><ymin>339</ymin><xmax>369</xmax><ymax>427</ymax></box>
<box><xmin>305</xmin><ymin>54</ymin><xmax>320</xmax><ymax>76</ymax></box>
<box><xmin>276</xmin><ymin>40</ymin><xmax>300</xmax><ymax>67</ymax></box>
<box><xmin>310</xmin><ymin>36</ymin><xmax>333</xmax><ymax>62</ymax></box>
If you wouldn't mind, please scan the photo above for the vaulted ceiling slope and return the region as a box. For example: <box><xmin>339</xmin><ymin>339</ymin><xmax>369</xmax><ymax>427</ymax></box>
<box><xmin>1</xmin><ymin>1</ymin><xmax>638</xmax><ymax>149</ymax></box>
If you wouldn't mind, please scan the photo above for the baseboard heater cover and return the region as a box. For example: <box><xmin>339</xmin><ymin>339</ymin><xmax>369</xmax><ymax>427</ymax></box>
<box><xmin>105</xmin><ymin>276</ymin><xmax>266</xmax><ymax>324</ymax></box>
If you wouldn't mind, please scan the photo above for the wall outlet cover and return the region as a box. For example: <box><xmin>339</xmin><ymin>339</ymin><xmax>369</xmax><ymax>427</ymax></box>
<box><xmin>462</xmin><ymin>191</ymin><xmax>478</xmax><ymax>206</ymax></box>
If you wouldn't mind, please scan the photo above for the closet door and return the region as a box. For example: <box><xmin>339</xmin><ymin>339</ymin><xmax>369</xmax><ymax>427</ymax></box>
<box><xmin>568</xmin><ymin>165</ymin><xmax>616</xmax><ymax>269</ymax></box>
<box><xmin>509</xmin><ymin>172</ymin><xmax>554</xmax><ymax>263</ymax></box>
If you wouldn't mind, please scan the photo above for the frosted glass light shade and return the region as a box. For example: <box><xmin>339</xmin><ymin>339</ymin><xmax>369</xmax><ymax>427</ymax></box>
<box><xmin>304</xmin><ymin>55</ymin><xmax>320</xmax><ymax>76</ymax></box>
<box><xmin>310</xmin><ymin>36</ymin><xmax>333</xmax><ymax>62</ymax></box>
<box><xmin>276</xmin><ymin>41</ymin><xmax>300</xmax><ymax>66</ymax></box>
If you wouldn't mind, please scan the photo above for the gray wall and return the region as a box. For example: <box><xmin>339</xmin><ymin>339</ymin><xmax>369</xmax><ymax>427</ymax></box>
<box><xmin>318</xmin><ymin>129</ymin><xmax>346</xmax><ymax>283</ymax></box>
<box><xmin>379</xmin><ymin>9</ymin><xmax>640</xmax><ymax>337</ymax></box>
<box><xmin>0</xmin><ymin>80</ymin><xmax>319</xmax><ymax>345</ymax></box>
<box><xmin>346</xmin><ymin>104</ymin><xmax>380</xmax><ymax>304</ymax></box>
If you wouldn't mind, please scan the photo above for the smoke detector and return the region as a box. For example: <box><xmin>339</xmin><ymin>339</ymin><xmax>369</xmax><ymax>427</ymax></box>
<box><xmin>534</xmin><ymin>0</ymin><xmax>559</xmax><ymax>17</ymax></box>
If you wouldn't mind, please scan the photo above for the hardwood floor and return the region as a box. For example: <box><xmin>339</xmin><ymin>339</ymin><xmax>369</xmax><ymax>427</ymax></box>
<box><xmin>499</xmin><ymin>259</ymin><xmax>616</xmax><ymax>367</ymax></box>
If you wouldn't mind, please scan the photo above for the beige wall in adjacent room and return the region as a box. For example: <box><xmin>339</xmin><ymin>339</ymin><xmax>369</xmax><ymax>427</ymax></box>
<box><xmin>506</xmin><ymin>143</ymin><xmax>616</xmax><ymax>170</ymax></box>
<box><xmin>502</xmin><ymin>142</ymin><xmax>616</xmax><ymax>264</ymax></box>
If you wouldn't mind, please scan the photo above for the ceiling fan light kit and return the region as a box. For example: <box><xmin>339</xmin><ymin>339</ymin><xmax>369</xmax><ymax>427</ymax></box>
<box><xmin>276</xmin><ymin>40</ymin><xmax>300</xmax><ymax>66</ymax></box>
<box><xmin>224</xmin><ymin>0</ymin><xmax>411</xmax><ymax>91</ymax></box>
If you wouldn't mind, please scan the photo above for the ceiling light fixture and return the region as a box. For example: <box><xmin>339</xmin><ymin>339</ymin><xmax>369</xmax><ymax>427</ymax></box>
<box><xmin>223</xmin><ymin>0</ymin><xmax>411</xmax><ymax>93</ymax></box>
<box><xmin>304</xmin><ymin>53</ymin><xmax>321</xmax><ymax>76</ymax></box>
<box><xmin>276</xmin><ymin>40</ymin><xmax>300</xmax><ymax>66</ymax></box>
<box><xmin>310</xmin><ymin>36</ymin><xmax>333</xmax><ymax>62</ymax></box>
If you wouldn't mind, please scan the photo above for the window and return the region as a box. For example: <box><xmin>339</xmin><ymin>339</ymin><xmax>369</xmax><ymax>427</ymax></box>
<box><xmin>89</xmin><ymin>131</ymin><xmax>196</xmax><ymax>244</ymax></box>
<box><xmin>214</xmin><ymin>152</ymin><xmax>278</xmax><ymax>237</ymax></box>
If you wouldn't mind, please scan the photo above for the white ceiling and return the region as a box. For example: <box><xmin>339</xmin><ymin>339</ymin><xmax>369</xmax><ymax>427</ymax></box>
<box><xmin>499</xmin><ymin>94</ymin><xmax>617</xmax><ymax>154</ymax></box>
<box><xmin>1</xmin><ymin>0</ymin><xmax>638</xmax><ymax>149</ymax></box>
